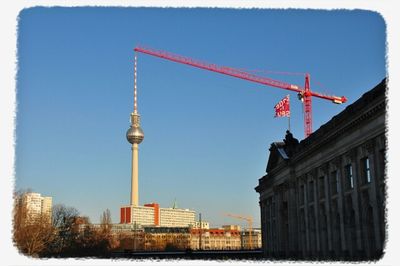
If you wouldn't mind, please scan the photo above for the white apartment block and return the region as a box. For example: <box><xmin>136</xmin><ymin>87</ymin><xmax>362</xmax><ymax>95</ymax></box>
<box><xmin>159</xmin><ymin>208</ymin><xmax>195</xmax><ymax>227</ymax></box>
<box><xmin>41</xmin><ymin>196</ymin><xmax>52</xmax><ymax>216</ymax></box>
<box><xmin>120</xmin><ymin>203</ymin><xmax>195</xmax><ymax>227</ymax></box>
<box><xmin>132</xmin><ymin>205</ymin><xmax>156</xmax><ymax>226</ymax></box>
<box><xmin>21</xmin><ymin>192</ymin><xmax>52</xmax><ymax>221</ymax></box>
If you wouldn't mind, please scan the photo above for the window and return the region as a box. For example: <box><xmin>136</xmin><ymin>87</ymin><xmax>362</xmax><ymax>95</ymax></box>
<box><xmin>319</xmin><ymin>176</ymin><xmax>325</xmax><ymax>199</ymax></box>
<box><xmin>344</xmin><ymin>164</ymin><xmax>354</xmax><ymax>190</ymax></box>
<box><xmin>361</xmin><ymin>157</ymin><xmax>372</xmax><ymax>184</ymax></box>
<box><xmin>330</xmin><ymin>171</ymin><xmax>339</xmax><ymax>195</ymax></box>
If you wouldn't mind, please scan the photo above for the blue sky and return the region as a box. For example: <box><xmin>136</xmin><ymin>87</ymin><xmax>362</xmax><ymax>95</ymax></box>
<box><xmin>15</xmin><ymin>7</ymin><xmax>386</xmax><ymax>227</ymax></box>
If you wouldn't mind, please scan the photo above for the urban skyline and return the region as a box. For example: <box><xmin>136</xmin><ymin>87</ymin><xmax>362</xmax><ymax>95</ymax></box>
<box><xmin>14</xmin><ymin>7</ymin><xmax>386</xmax><ymax>228</ymax></box>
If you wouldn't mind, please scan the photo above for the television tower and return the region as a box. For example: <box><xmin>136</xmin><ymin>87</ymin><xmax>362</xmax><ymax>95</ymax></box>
<box><xmin>126</xmin><ymin>52</ymin><xmax>144</xmax><ymax>206</ymax></box>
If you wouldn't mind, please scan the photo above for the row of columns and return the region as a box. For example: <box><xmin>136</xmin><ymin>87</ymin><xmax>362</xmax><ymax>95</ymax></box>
<box><xmin>261</xmin><ymin>136</ymin><xmax>385</xmax><ymax>259</ymax></box>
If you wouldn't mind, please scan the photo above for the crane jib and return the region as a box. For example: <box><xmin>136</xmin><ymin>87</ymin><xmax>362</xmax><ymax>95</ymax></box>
<box><xmin>134</xmin><ymin>46</ymin><xmax>347</xmax><ymax>138</ymax></box>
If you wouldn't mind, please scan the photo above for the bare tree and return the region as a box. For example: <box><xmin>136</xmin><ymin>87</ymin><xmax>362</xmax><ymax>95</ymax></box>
<box><xmin>14</xmin><ymin>191</ymin><xmax>119</xmax><ymax>257</ymax></box>
<box><xmin>13</xmin><ymin>191</ymin><xmax>55</xmax><ymax>257</ymax></box>
<box><xmin>98</xmin><ymin>209</ymin><xmax>115</xmax><ymax>250</ymax></box>
<box><xmin>49</xmin><ymin>204</ymin><xmax>80</xmax><ymax>254</ymax></box>
<box><xmin>52</xmin><ymin>204</ymin><xmax>79</xmax><ymax>228</ymax></box>
<box><xmin>100</xmin><ymin>208</ymin><xmax>112</xmax><ymax>232</ymax></box>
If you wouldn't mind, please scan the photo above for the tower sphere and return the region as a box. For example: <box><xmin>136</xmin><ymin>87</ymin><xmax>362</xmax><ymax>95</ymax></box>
<box><xmin>126</xmin><ymin>126</ymin><xmax>144</xmax><ymax>144</ymax></box>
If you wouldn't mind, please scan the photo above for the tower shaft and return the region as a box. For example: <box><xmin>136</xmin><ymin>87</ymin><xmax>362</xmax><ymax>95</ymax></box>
<box><xmin>130</xmin><ymin>143</ymin><xmax>139</xmax><ymax>206</ymax></box>
<box><xmin>126</xmin><ymin>52</ymin><xmax>144</xmax><ymax>208</ymax></box>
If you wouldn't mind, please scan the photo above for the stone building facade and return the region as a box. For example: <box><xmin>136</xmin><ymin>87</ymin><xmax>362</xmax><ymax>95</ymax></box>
<box><xmin>255</xmin><ymin>79</ymin><xmax>386</xmax><ymax>260</ymax></box>
<box><xmin>117</xmin><ymin>227</ymin><xmax>190</xmax><ymax>251</ymax></box>
<box><xmin>241</xmin><ymin>229</ymin><xmax>262</xmax><ymax>250</ymax></box>
<box><xmin>190</xmin><ymin>228</ymin><xmax>242</xmax><ymax>250</ymax></box>
<box><xmin>144</xmin><ymin>227</ymin><xmax>191</xmax><ymax>251</ymax></box>
<box><xmin>116</xmin><ymin>226</ymin><xmax>249</xmax><ymax>251</ymax></box>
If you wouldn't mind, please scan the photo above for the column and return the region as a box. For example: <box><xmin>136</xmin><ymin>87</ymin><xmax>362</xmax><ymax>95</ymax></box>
<box><xmin>363</xmin><ymin>139</ymin><xmax>383</xmax><ymax>255</ymax></box>
<box><xmin>131</xmin><ymin>143</ymin><xmax>139</xmax><ymax>206</ymax></box>
<box><xmin>346</xmin><ymin>147</ymin><xmax>364</xmax><ymax>257</ymax></box>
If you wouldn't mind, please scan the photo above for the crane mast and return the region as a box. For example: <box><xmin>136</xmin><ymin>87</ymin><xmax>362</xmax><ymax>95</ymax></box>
<box><xmin>304</xmin><ymin>74</ymin><xmax>312</xmax><ymax>138</ymax></box>
<box><xmin>223</xmin><ymin>213</ymin><xmax>254</xmax><ymax>250</ymax></box>
<box><xmin>134</xmin><ymin>46</ymin><xmax>347</xmax><ymax>137</ymax></box>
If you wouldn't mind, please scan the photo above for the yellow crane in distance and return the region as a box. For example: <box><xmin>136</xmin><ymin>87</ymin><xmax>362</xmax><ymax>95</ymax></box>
<box><xmin>223</xmin><ymin>213</ymin><xmax>253</xmax><ymax>250</ymax></box>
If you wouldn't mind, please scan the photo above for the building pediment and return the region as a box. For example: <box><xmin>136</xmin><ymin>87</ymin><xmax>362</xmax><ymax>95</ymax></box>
<box><xmin>266</xmin><ymin>131</ymin><xmax>299</xmax><ymax>173</ymax></box>
<box><xmin>266</xmin><ymin>142</ymin><xmax>288</xmax><ymax>173</ymax></box>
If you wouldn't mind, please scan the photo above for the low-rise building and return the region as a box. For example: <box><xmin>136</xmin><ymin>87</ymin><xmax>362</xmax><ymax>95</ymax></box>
<box><xmin>193</xmin><ymin>221</ymin><xmax>210</xmax><ymax>229</ymax></box>
<box><xmin>117</xmin><ymin>229</ymin><xmax>145</xmax><ymax>251</ymax></box>
<box><xmin>143</xmin><ymin>227</ymin><xmax>191</xmax><ymax>251</ymax></box>
<box><xmin>222</xmin><ymin>224</ymin><xmax>241</xmax><ymax>231</ymax></box>
<box><xmin>190</xmin><ymin>228</ymin><xmax>241</xmax><ymax>250</ymax></box>
<box><xmin>241</xmin><ymin>228</ymin><xmax>262</xmax><ymax>249</ymax></box>
<box><xmin>83</xmin><ymin>222</ymin><xmax>259</xmax><ymax>252</ymax></box>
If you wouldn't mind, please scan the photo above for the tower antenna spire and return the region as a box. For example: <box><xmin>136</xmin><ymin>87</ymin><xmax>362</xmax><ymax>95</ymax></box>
<box><xmin>134</xmin><ymin>52</ymin><xmax>138</xmax><ymax>113</ymax></box>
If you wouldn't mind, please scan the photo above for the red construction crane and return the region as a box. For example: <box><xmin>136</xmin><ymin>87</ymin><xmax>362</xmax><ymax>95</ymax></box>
<box><xmin>134</xmin><ymin>46</ymin><xmax>347</xmax><ymax>138</ymax></box>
